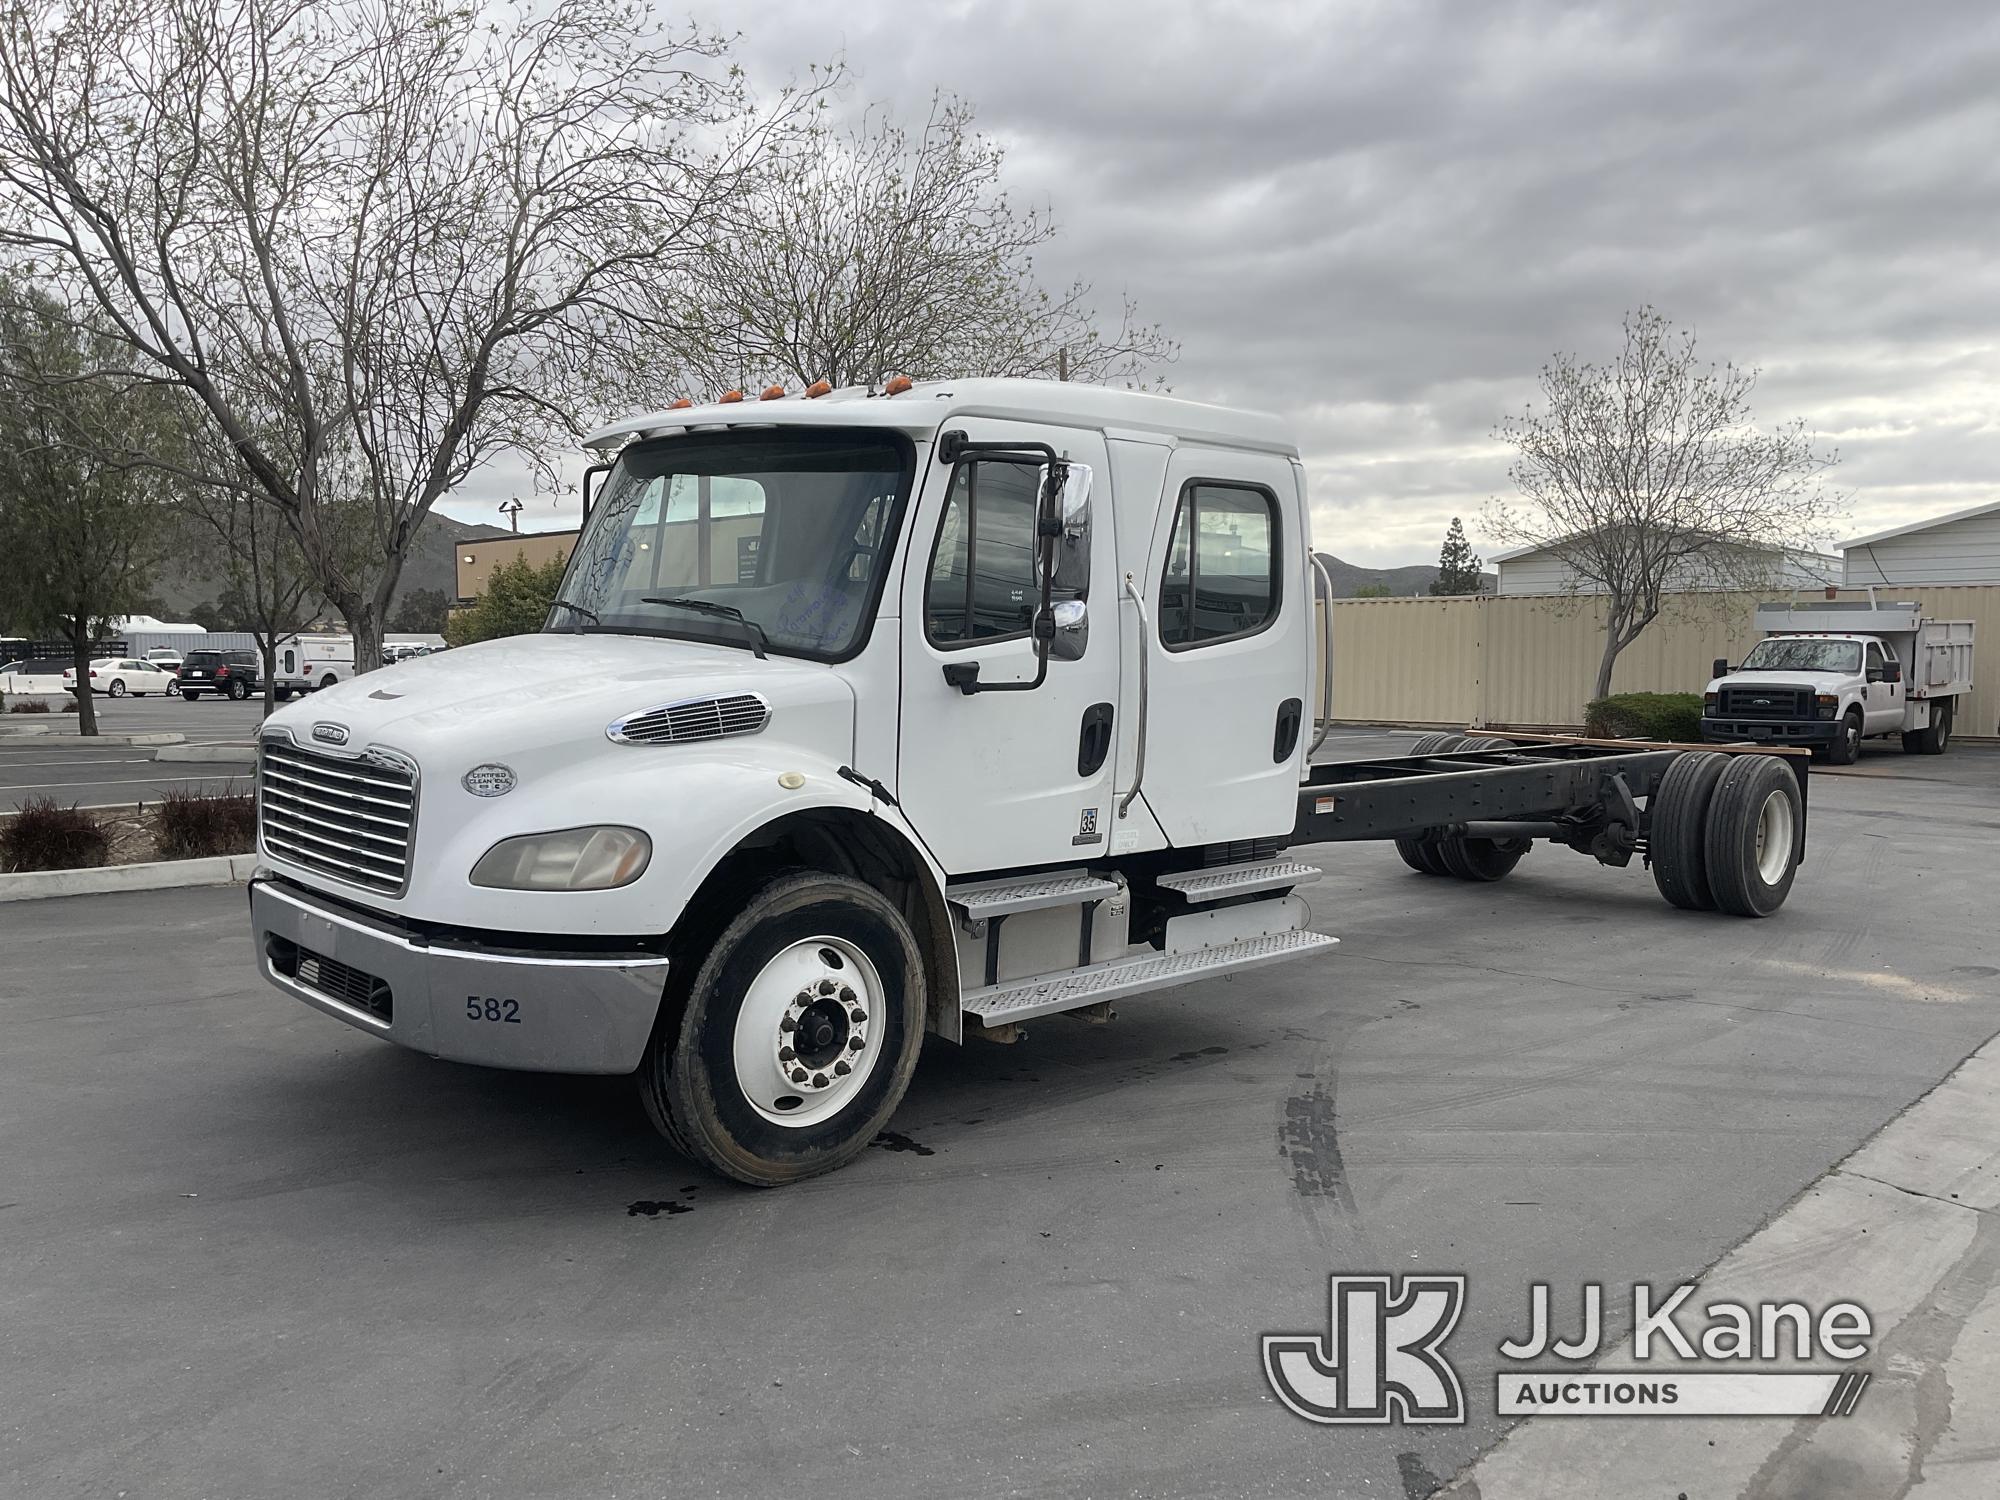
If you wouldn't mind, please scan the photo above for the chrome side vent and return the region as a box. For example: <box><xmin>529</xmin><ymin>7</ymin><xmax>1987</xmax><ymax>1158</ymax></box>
<box><xmin>607</xmin><ymin>693</ymin><xmax>770</xmax><ymax>745</ymax></box>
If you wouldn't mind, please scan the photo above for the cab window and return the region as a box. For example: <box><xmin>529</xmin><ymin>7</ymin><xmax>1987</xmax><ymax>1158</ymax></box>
<box><xmin>1159</xmin><ymin>481</ymin><xmax>1280</xmax><ymax>648</ymax></box>
<box><xmin>1866</xmin><ymin>642</ymin><xmax>1886</xmax><ymax>676</ymax></box>
<box><xmin>926</xmin><ymin>459</ymin><xmax>1041</xmax><ymax>647</ymax></box>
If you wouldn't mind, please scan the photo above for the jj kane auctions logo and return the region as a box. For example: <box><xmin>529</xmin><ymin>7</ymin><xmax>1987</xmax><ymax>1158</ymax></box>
<box><xmin>1264</xmin><ymin>1276</ymin><xmax>1873</xmax><ymax>1424</ymax></box>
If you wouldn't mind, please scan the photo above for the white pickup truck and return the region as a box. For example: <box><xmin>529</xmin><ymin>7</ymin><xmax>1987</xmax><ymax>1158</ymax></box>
<box><xmin>1702</xmin><ymin>600</ymin><xmax>1975</xmax><ymax>763</ymax></box>
<box><xmin>247</xmin><ymin>378</ymin><xmax>1815</xmax><ymax>1185</ymax></box>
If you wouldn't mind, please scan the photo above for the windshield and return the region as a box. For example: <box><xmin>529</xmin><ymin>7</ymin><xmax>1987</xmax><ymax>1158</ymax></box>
<box><xmin>554</xmin><ymin>429</ymin><xmax>912</xmax><ymax>661</ymax></box>
<box><xmin>1738</xmin><ymin>638</ymin><xmax>1863</xmax><ymax>673</ymax></box>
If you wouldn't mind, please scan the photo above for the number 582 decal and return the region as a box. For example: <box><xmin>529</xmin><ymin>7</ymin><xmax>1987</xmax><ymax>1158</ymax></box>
<box><xmin>465</xmin><ymin>996</ymin><xmax>521</xmax><ymax>1023</ymax></box>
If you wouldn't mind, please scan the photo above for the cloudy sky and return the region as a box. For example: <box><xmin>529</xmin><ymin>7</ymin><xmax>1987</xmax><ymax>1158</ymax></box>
<box><xmin>440</xmin><ymin>0</ymin><xmax>2000</xmax><ymax>569</ymax></box>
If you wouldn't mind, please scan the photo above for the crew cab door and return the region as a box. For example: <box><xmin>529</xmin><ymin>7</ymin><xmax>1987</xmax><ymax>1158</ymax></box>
<box><xmin>1131</xmin><ymin>447</ymin><xmax>1311</xmax><ymax>846</ymax></box>
<box><xmin>895</xmin><ymin>420</ymin><xmax>1119</xmax><ymax>875</ymax></box>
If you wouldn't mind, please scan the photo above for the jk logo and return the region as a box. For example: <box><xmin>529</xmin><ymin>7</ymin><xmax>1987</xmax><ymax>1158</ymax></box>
<box><xmin>1263</xmin><ymin>1274</ymin><xmax>1467</xmax><ymax>1425</ymax></box>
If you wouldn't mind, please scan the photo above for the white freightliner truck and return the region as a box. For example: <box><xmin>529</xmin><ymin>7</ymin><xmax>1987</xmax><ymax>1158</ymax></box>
<box><xmin>1701</xmin><ymin>600</ymin><xmax>1976</xmax><ymax>764</ymax></box>
<box><xmin>249</xmin><ymin>379</ymin><xmax>1814</xmax><ymax>1184</ymax></box>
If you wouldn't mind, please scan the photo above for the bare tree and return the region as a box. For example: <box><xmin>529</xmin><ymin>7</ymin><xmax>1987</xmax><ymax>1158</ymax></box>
<box><xmin>0</xmin><ymin>0</ymin><xmax>816</xmax><ymax>671</ymax></box>
<box><xmin>677</xmin><ymin>94</ymin><xmax>1177</xmax><ymax>393</ymax></box>
<box><xmin>1487</xmin><ymin>307</ymin><xmax>1842</xmax><ymax>702</ymax></box>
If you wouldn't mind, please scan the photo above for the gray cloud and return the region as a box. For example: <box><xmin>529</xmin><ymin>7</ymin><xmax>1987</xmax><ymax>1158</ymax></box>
<box><xmin>441</xmin><ymin>0</ymin><xmax>2000</xmax><ymax>567</ymax></box>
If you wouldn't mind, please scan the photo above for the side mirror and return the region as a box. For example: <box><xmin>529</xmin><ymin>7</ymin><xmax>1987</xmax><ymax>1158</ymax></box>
<box><xmin>1049</xmin><ymin>598</ymin><xmax>1088</xmax><ymax>661</ymax></box>
<box><xmin>1880</xmin><ymin>661</ymin><xmax>1902</xmax><ymax>684</ymax></box>
<box><xmin>1711</xmin><ymin>657</ymin><xmax>1730</xmax><ymax>680</ymax></box>
<box><xmin>1047</xmin><ymin>461</ymin><xmax>1093</xmax><ymax>597</ymax></box>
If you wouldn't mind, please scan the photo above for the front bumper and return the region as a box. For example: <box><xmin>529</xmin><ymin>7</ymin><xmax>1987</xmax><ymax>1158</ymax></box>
<box><xmin>250</xmin><ymin>877</ymin><xmax>670</xmax><ymax>1074</ymax></box>
<box><xmin>1700</xmin><ymin>716</ymin><xmax>1837</xmax><ymax>747</ymax></box>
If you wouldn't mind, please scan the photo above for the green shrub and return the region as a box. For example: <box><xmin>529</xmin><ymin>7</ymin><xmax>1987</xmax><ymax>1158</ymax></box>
<box><xmin>1</xmin><ymin>797</ymin><xmax>110</xmax><ymax>871</ymax></box>
<box><xmin>157</xmin><ymin>785</ymin><xmax>258</xmax><ymax>860</ymax></box>
<box><xmin>7</xmin><ymin>698</ymin><xmax>50</xmax><ymax>713</ymax></box>
<box><xmin>1584</xmin><ymin>692</ymin><xmax>1704</xmax><ymax>743</ymax></box>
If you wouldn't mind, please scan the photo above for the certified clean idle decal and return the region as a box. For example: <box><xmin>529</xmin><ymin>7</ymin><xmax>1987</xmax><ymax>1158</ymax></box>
<box><xmin>1264</xmin><ymin>1277</ymin><xmax>1873</xmax><ymax>1425</ymax></box>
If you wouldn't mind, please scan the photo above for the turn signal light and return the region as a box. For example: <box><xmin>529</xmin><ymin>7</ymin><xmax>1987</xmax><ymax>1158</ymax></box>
<box><xmin>805</xmin><ymin>379</ymin><xmax>831</xmax><ymax>398</ymax></box>
<box><xmin>760</xmin><ymin>385</ymin><xmax>785</xmax><ymax>401</ymax></box>
<box><xmin>883</xmin><ymin>375</ymin><xmax>913</xmax><ymax>395</ymax></box>
<box><xmin>718</xmin><ymin>389</ymin><xmax>744</xmax><ymax>404</ymax></box>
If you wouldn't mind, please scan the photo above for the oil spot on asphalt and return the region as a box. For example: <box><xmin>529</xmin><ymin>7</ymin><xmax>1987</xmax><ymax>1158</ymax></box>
<box><xmin>1281</xmin><ymin>1085</ymin><xmax>1357</xmax><ymax>1213</ymax></box>
<box><xmin>626</xmin><ymin>1200</ymin><xmax>693</xmax><ymax>1218</ymax></box>
<box><xmin>1397</xmin><ymin>1450</ymin><xmax>1446</xmax><ymax>1499</ymax></box>
<box><xmin>1951</xmin><ymin>965</ymin><xmax>1999</xmax><ymax>978</ymax></box>
<box><xmin>870</xmin><ymin>1131</ymin><xmax>936</xmax><ymax>1156</ymax></box>
<box><xmin>1170</xmin><ymin>1045</ymin><xmax>1229</xmax><ymax>1063</ymax></box>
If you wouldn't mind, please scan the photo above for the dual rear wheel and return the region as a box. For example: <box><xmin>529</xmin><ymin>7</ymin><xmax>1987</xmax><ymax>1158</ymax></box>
<box><xmin>1394</xmin><ymin>734</ymin><xmax>1532</xmax><ymax>883</ymax></box>
<box><xmin>1649</xmin><ymin>751</ymin><xmax>1803</xmax><ymax>917</ymax></box>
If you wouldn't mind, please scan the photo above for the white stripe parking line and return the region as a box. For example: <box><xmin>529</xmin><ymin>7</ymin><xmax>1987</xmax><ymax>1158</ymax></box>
<box><xmin>0</xmin><ymin>758</ymin><xmax>156</xmax><ymax>768</ymax></box>
<box><xmin>2</xmin><ymin>774</ymin><xmax>249</xmax><ymax>792</ymax></box>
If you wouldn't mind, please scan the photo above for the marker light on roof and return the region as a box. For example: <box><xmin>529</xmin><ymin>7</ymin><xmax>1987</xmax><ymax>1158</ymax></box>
<box><xmin>805</xmin><ymin>379</ymin><xmax>832</xmax><ymax>398</ymax></box>
<box><xmin>883</xmin><ymin>375</ymin><xmax>913</xmax><ymax>395</ymax></box>
<box><xmin>668</xmin><ymin>398</ymin><xmax>692</xmax><ymax>410</ymax></box>
<box><xmin>719</xmin><ymin>390</ymin><xmax>744</xmax><ymax>404</ymax></box>
<box><xmin>760</xmin><ymin>385</ymin><xmax>785</xmax><ymax>401</ymax></box>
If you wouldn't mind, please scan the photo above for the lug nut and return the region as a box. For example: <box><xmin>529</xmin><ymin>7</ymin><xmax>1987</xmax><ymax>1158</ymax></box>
<box><xmin>839</xmin><ymin>986</ymin><xmax>855</xmax><ymax>1004</ymax></box>
<box><xmin>790</xmin><ymin>1067</ymin><xmax>808</xmax><ymax>1083</ymax></box>
<box><xmin>779</xmin><ymin>1046</ymin><xmax>796</xmax><ymax>1062</ymax></box>
<box><xmin>833</xmin><ymin>1060</ymin><xmax>851</xmax><ymax>1076</ymax></box>
<box><xmin>848</xmin><ymin>1036</ymin><xmax>864</xmax><ymax>1052</ymax></box>
<box><xmin>818</xmin><ymin>979</ymin><xmax>837</xmax><ymax>996</ymax></box>
<box><xmin>848</xmin><ymin>1008</ymin><xmax>866</xmax><ymax>1024</ymax></box>
<box><xmin>812</xmin><ymin>1073</ymin><xmax>827</xmax><ymax>1088</ymax></box>
<box><xmin>780</xmin><ymin>1015</ymin><xmax>796</xmax><ymax>1032</ymax></box>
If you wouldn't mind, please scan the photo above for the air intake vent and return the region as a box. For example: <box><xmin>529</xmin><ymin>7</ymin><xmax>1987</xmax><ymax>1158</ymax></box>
<box><xmin>608</xmin><ymin>693</ymin><xmax>770</xmax><ymax>745</ymax></box>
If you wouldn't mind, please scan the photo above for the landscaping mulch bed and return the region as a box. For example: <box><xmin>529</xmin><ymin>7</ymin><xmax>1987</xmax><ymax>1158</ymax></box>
<box><xmin>0</xmin><ymin>797</ymin><xmax>255</xmax><ymax>873</ymax></box>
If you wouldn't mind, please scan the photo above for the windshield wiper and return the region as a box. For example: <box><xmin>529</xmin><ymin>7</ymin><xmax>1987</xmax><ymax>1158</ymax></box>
<box><xmin>642</xmin><ymin>596</ymin><xmax>768</xmax><ymax>658</ymax></box>
<box><xmin>548</xmin><ymin>599</ymin><xmax>600</xmax><ymax>632</ymax></box>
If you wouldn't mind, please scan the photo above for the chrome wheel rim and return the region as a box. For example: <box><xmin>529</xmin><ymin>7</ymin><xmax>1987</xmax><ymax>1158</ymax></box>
<box><xmin>1753</xmin><ymin>790</ymin><xmax>1795</xmax><ymax>885</ymax></box>
<box><xmin>731</xmin><ymin>935</ymin><xmax>884</xmax><ymax>1128</ymax></box>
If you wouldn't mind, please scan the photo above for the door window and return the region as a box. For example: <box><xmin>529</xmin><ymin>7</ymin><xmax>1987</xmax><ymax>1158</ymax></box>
<box><xmin>1866</xmin><ymin>642</ymin><xmax>1885</xmax><ymax>677</ymax></box>
<box><xmin>1159</xmin><ymin>482</ymin><xmax>1280</xmax><ymax>648</ymax></box>
<box><xmin>926</xmin><ymin>459</ymin><xmax>1042</xmax><ymax>646</ymax></box>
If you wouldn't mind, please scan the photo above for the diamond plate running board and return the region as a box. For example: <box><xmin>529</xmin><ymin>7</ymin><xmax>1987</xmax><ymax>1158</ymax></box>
<box><xmin>962</xmin><ymin>929</ymin><xmax>1340</xmax><ymax>1026</ymax></box>
<box><xmin>1155</xmin><ymin>860</ymin><xmax>1323</xmax><ymax>901</ymax></box>
<box><xmin>946</xmin><ymin>869</ymin><xmax>1122</xmax><ymax>920</ymax></box>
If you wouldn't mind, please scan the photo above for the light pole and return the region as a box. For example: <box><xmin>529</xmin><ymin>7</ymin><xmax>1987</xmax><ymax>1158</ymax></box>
<box><xmin>499</xmin><ymin>497</ymin><xmax>524</xmax><ymax>533</ymax></box>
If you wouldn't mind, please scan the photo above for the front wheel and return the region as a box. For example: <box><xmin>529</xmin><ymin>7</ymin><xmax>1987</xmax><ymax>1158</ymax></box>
<box><xmin>639</xmin><ymin>872</ymin><xmax>926</xmax><ymax>1186</ymax></box>
<box><xmin>1818</xmin><ymin>710</ymin><xmax>1861</xmax><ymax>765</ymax></box>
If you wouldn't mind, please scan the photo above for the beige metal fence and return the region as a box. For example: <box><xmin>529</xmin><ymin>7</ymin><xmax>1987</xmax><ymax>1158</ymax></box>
<box><xmin>1324</xmin><ymin>585</ymin><xmax>2000</xmax><ymax>739</ymax></box>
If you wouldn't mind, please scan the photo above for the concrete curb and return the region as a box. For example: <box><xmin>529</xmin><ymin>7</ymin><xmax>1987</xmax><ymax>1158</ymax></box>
<box><xmin>0</xmin><ymin>731</ymin><xmax>185</xmax><ymax>746</ymax></box>
<box><xmin>0</xmin><ymin>724</ymin><xmax>51</xmax><ymax>737</ymax></box>
<box><xmin>0</xmin><ymin>851</ymin><xmax>259</xmax><ymax>903</ymax></box>
<box><xmin>154</xmin><ymin>743</ymin><xmax>256</xmax><ymax>763</ymax></box>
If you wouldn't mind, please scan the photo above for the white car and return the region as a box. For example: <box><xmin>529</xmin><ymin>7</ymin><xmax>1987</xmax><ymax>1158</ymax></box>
<box><xmin>144</xmin><ymin>648</ymin><xmax>185</xmax><ymax>673</ymax></box>
<box><xmin>62</xmin><ymin>657</ymin><xmax>181</xmax><ymax>697</ymax></box>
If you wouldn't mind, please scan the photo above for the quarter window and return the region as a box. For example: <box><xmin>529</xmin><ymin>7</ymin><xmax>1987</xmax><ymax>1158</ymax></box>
<box><xmin>1159</xmin><ymin>482</ymin><xmax>1280</xmax><ymax>648</ymax></box>
<box><xmin>926</xmin><ymin>459</ymin><xmax>1041</xmax><ymax>646</ymax></box>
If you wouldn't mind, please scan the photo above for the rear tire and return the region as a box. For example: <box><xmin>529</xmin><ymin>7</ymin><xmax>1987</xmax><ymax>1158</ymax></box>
<box><xmin>182</xmin><ymin>690</ymin><xmax>201</xmax><ymax>701</ymax></box>
<box><xmin>1433</xmin><ymin>736</ymin><xmax>1528</xmax><ymax>880</ymax></box>
<box><xmin>1649</xmin><ymin>750</ymin><xmax>1731</xmax><ymax>910</ymax></box>
<box><xmin>1394</xmin><ymin>733</ymin><xmax>1461</xmax><ymax>874</ymax></box>
<box><xmin>1820</xmin><ymin>710</ymin><xmax>1861</xmax><ymax>765</ymax></box>
<box><xmin>1702</xmin><ymin>756</ymin><xmax>1803</xmax><ymax>917</ymax></box>
<box><xmin>229</xmin><ymin>679</ymin><xmax>249</xmax><ymax>701</ymax></box>
<box><xmin>1902</xmin><ymin>697</ymin><xmax>1952</xmax><ymax>755</ymax></box>
<box><xmin>638</xmin><ymin>872</ymin><xmax>926</xmax><ymax>1186</ymax></box>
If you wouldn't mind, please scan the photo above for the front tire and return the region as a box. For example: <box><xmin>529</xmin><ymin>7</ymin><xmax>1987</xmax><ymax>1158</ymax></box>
<box><xmin>639</xmin><ymin>872</ymin><xmax>926</xmax><ymax>1186</ymax></box>
<box><xmin>1820</xmin><ymin>710</ymin><xmax>1861</xmax><ymax>765</ymax></box>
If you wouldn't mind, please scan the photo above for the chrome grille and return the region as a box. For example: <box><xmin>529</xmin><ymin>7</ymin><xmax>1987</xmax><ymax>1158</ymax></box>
<box><xmin>259</xmin><ymin>737</ymin><xmax>416</xmax><ymax>894</ymax></box>
<box><xmin>1719</xmin><ymin>686</ymin><xmax>1811</xmax><ymax>719</ymax></box>
<box><xmin>607</xmin><ymin>693</ymin><xmax>769</xmax><ymax>745</ymax></box>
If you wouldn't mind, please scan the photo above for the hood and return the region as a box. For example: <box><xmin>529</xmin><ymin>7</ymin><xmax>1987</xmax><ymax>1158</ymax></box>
<box><xmin>1713</xmin><ymin>668</ymin><xmax>1858</xmax><ymax>694</ymax></box>
<box><xmin>262</xmin><ymin>632</ymin><xmax>856</xmax><ymax>763</ymax></box>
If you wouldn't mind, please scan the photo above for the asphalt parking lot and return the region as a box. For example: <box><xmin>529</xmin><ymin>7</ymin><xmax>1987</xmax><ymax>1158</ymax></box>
<box><xmin>0</xmin><ymin>695</ymin><xmax>263</xmax><ymax>810</ymax></box>
<box><xmin>3</xmin><ymin>735</ymin><xmax>1997</xmax><ymax>1499</ymax></box>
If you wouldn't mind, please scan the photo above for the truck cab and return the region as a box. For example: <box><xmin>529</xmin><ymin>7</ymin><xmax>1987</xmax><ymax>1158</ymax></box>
<box><xmin>248</xmin><ymin>380</ymin><xmax>1334</xmax><ymax>1183</ymax></box>
<box><xmin>1703</xmin><ymin>601</ymin><xmax>1974</xmax><ymax>763</ymax></box>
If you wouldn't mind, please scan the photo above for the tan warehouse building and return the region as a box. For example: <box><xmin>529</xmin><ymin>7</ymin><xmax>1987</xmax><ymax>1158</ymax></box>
<box><xmin>455</xmin><ymin>529</ymin><xmax>579</xmax><ymax>603</ymax></box>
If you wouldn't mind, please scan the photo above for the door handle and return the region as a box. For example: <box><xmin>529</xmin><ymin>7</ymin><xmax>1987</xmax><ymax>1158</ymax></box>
<box><xmin>1078</xmin><ymin>702</ymin><xmax>1114</xmax><ymax>776</ymax></box>
<box><xmin>1273</xmin><ymin>697</ymin><xmax>1303</xmax><ymax>762</ymax></box>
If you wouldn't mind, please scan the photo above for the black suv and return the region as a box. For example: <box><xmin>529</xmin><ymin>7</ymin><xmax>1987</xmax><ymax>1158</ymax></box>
<box><xmin>179</xmin><ymin>648</ymin><xmax>260</xmax><ymax>701</ymax></box>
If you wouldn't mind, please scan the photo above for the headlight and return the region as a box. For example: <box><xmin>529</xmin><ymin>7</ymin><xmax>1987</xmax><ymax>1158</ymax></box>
<box><xmin>1703</xmin><ymin>692</ymin><xmax>1718</xmax><ymax>713</ymax></box>
<box><xmin>1815</xmin><ymin>695</ymin><xmax>1838</xmax><ymax>719</ymax></box>
<box><xmin>470</xmin><ymin>826</ymin><xmax>651</xmax><ymax>891</ymax></box>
